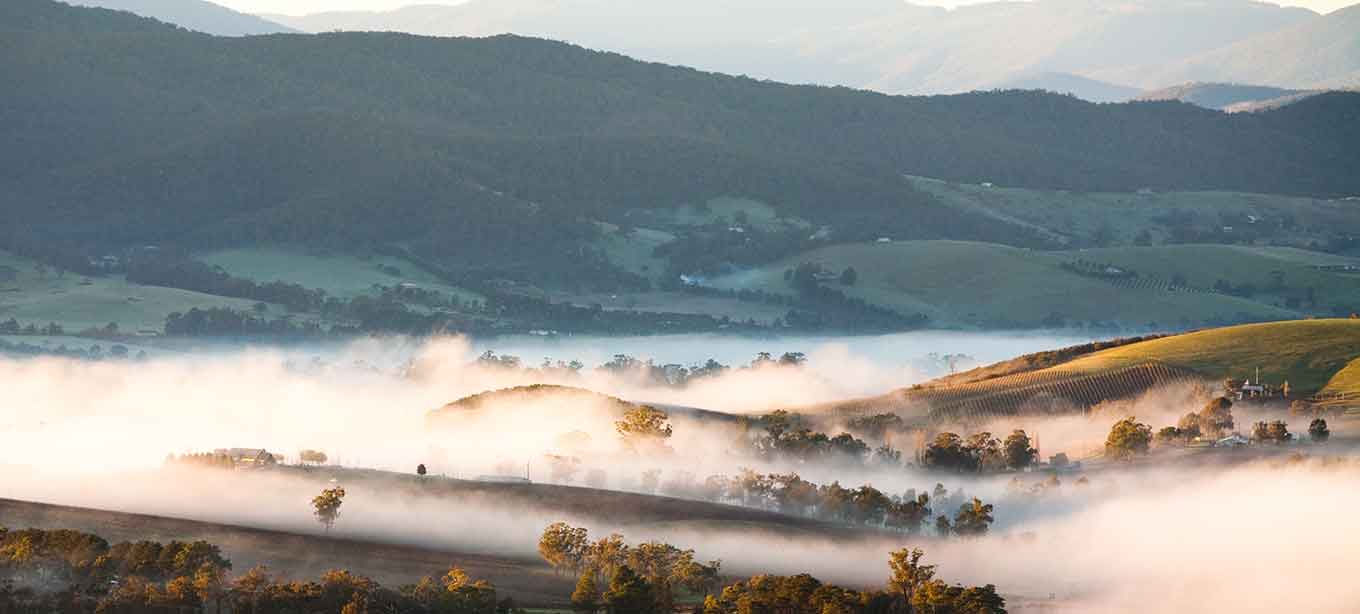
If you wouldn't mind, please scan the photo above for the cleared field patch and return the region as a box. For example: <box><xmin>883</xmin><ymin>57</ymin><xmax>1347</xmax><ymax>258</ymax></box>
<box><xmin>590</xmin><ymin>224</ymin><xmax>675</xmax><ymax>281</ymax></box>
<box><xmin>0</xmin><ymin>250</ymin><xmax>266</xmax><ymax>334</ymax></box>
<box><xmin>705</xmin><ymin>240</ymin><xmax>1297</xmax><ymax>327</ymax></box>
<box><xmin>1056</xmin><ymin>245</ymin><xmax>1360</xmax><ymax>309</ymax></box>
<box><xmin>199</xmin><ymin>246</ymin><xmax>483</xmax><ymax>304</ymax></box>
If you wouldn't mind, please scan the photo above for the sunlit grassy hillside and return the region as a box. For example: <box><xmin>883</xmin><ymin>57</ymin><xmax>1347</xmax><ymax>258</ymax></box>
<box><xmin>1063</xmin><ymin>319</ymin><xmax>1360</xmax><ymax>393</ymax></box>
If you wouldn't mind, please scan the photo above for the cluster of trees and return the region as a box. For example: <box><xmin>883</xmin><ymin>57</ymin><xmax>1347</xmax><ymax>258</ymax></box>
<box><xmin>0</xmin><ymin>318</ymin><xmax>66</xmax><ymax>336</ymax></box>
<box><xmin>1006</xmin><ymin>473</ymin><xmax>1088</xmax><ymax>498</ymax></box>
<box><xmin>543</xmin><ymin>528</ymin><xmax>1007</xmax><ymax>614</ymax></box>
<box><xmin>163</xmin><ymin>307</ymin><xmax>336</xmax><ymax>337</ymax></box>
<box><xmin>0</xmin><ymin>527</ymin><xmax>515</xmax><ymax>614</ymax></box>
<box><xmin>598</xmin><ymin>352</ymin><xmax>807</xmax><ymax>388</ymax></box>
<box><xmin>0</xmin><ymin>334</ymin><xmax>140</xmax><ymax>361</ymax></box>
<box><xmin>1250</xmin><ymin>420</ymin><xmax>1291</xmax><ymax>444</ymax></box>
<box><xmin>1246</xmin><ymin>418</ymin><xmax>1333</xmax><ymax>444</ymax></box>
<box><xmin>1153</xmin><ymin>397</ymin><xmax>1237</xmax><ymax>445</ymax></box>
<box><xmin>471</xmin><ymin>351</ymin><xmax>808</xmax><ymax>390</ymax></box>
<box><xmin>747</xmin><ymin>411</ymin><xmax>880</xmax><ymax>466</ymax></box>
<box><xmin>538</xmin><ymin>524</ymin><xmax>721</xmax><ymax>614</ymax></box>
<box><xmin>921</xmin><ymin>431</ymin><xmax>1038</xmax><ymax>473</ymax></box>
<box><xmin>688</xmin><ymin>469</ymin><xmax>994</xmax><ymax>537</ymax></box>
<box><xmin>170</xmin><ymin>452</ymin><xmax>243</xmax><ymax>470</ymax></box>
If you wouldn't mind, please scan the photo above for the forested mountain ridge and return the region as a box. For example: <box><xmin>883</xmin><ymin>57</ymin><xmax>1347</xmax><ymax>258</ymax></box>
<box><xmin>4</xmin><ymin>0</ymin><xmax>1360</xmax><ymax>273</ymax></box>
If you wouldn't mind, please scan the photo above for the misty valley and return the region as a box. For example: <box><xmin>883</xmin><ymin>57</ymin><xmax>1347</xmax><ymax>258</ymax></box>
<box><xmin>4</xmin><ymin>323</ymin><xmax>1360</xmax><ymax>613</ymax></box>
<box><xmin>4</xmin><ymin>0</ymin><xmax>1360</xmax><ymax>612</ymax></box>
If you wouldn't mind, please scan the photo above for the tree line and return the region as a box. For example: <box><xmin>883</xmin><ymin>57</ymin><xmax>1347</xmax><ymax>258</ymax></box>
<box><xmin>0</xmin><ymin>527</ymin><xmax>515</xmax><ymax>614</ymax></box>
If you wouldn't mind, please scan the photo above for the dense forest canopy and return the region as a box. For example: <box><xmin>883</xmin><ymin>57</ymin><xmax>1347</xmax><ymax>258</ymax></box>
<box><xmin>3</xmin><ymin>0</ymin><xmax>1359</xmax><ymax>267</ymax></box>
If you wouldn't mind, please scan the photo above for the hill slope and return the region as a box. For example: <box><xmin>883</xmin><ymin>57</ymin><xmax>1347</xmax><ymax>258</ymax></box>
<box><xmin>1061</xmin><ymin>319</ymin><xmax>1360</xmax><ymax>393</ymax></box>
<box><xmin>829</xmin><ymin>320</ymin><xmax>1360</xmax><ymax>420</ymax></box>
<box><xmin>68</xmin><ymin>0</ymin><xmax>295</xmax><ymax>35</ymax></box>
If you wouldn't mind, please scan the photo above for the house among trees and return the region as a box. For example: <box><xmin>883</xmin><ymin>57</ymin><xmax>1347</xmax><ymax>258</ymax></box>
<box><xmin>1225</xmin><ymin>372</ymin><xmax>1288</xmax><ymax>401</ymax></box>
<box><xmin>213</xmin><ymin>448</ymin><xmax>278</xmax><ymax>467</ymax></box>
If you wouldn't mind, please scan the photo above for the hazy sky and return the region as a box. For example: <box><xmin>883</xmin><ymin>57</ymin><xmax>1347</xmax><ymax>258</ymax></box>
<box><xmin>224</xmin><ymin>0</ymin><xmax>1356</xmax><ymax>17</ymax></box>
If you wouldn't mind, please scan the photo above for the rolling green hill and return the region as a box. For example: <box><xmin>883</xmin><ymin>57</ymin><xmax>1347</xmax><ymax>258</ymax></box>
<box><xmin>704</xmin><ymin>241</ymin><xmax>1360</xmax><ymax>328</ymax></box>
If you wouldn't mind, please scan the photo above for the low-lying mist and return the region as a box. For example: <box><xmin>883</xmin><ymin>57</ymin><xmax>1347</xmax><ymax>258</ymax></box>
<box><xmin>0</xmin><ymin>331</ymin><xmax>1087</xmax><ymax>475</ymax></box>
<box><xmin>2</xmin><ymin>331</ymin><xmax>1352</xmax><ymax>612</ymax></box>
<box><xmin>5</xmin><ymin>455</ymin><xmax>1353</xmax><ymax>613</ymax></box>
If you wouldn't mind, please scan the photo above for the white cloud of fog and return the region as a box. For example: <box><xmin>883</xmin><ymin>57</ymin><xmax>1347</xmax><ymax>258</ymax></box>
<box><xmin>5</xmin><ymin>453</ymin><xmax>1355</xmax><ymax>613</ymax></box>
<box><xmin>0</xmin><ymin>331</ymin><xmax>1080</xmax><ymax>475</ymax></box>
<box><xmin>3</xmin><ymin>334</ymin><xmax>1355</xmax><ymax>612</ymax></box>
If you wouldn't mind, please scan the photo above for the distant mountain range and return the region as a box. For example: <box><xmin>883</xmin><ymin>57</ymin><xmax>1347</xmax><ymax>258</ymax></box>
<box><xmin>1096</xmin><ymin>4</ymin><xmax>1360</xmax><ymax>90</ymax></box>
<box><xmin>67</xmin><ymin>0</ymin><xmax>294</xmax><ymax>35</ymax></box>
<box><xmin>5</xmin><ymin>0</ymin><xmax>1360</xmax><ymax>273</ymax></box>
<box><xmin>263</xmin><ymin>0</ymin><xmax>1358</xmax><ymax>96</ymax></box>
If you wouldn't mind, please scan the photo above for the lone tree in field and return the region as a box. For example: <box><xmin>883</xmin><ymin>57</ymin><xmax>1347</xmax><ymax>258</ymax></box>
<box><xmin>312</xmin><ymin>486</ymin><xmax>345</xmax><ymax>533</ymax></box>
<box><xmin>416</xmin><ymin>463</ymin><xmax>427</xmax><ymax>477</ymax></box>
<box><xmin>299</xmin><ymin>450</ymin><xmax>328</xmax><ymax>466</ymax></box>
<box><xmin>1309</xmin><ymin>418</ymin><xmax>1330</xmax><ymax>442</ymax></box>
<box><xmin>1105</xmin><ymin>417</ymin><xmax>1152</xmax><ymax>461</ymax></box>
<box><xmin>1002</xmin><ymin>430</ymin><xmax>1037</xmax><ymax>470</ymax></box>
<box><xmin>615</xmin><ymin>405</ymin><xmax>673</xmax><ymax>454</ymax></box>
